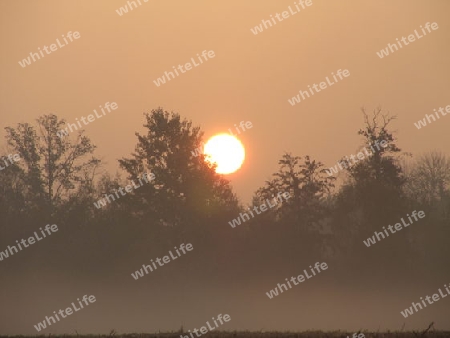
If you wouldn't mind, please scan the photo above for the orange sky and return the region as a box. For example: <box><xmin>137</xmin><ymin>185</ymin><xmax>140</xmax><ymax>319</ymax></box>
<box><xmin>1</xmin><ymin>0</ymin><xmax>449</xmax><ymax>203</ymax></box>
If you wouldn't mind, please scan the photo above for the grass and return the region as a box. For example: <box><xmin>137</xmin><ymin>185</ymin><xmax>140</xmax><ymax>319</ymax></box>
<box><xmin>2</xmin><ymin>329</ymin><xmax>450</xmax><ymax>338</ymax></box>
<box><xmin>0</xmin><ymin>324</ymin><xmax>446</xmax><ymax>338</ymax></box>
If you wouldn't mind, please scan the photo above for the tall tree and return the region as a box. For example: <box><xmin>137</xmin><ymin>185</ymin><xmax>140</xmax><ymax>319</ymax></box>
<box><xmin>255</xmin><ymin>153</ymin><xmax>335</xmax><ymax>224</ymax></box>
<box><xmin>253</xmin><ymin>153</ymin><xmax>335</xmax><ymax>260</ymax></box>
<box><xmin>342</xmin><ymin>108</ymin><xmax>405</xmax><ymax>220</ymax></box>
<box><xmin>5</xmin><ymin>114</ymin><xmax>100</xmax><ymax>213</ymax></box>
<box><xmin>335</xmin><ymin>108</ymin><xmax>411</xmax><ymax>279</ymax></box>
<box><xmin>119</xmin><ymin>108</ymin><xmax>239</xmax><ymax>237</ymax></box>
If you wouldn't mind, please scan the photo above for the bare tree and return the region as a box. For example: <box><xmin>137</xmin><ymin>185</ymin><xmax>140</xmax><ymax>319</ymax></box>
<box><xmin>405</xmin><ymin>151</ymin><xmax>450</xmax><ymax>205</ymax></box>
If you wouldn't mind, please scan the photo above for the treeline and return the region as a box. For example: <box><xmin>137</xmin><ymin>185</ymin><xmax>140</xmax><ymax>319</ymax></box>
<box><xmin>0</xmin><ymin>107</ymin><xmax>449</xmax><ymax>286</ymax></box>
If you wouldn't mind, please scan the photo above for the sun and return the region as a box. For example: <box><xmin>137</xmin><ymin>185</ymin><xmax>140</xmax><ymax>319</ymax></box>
<box><xmin>204</xmin><ymin>134</ymin><xmax>245</xmax><ymax>174</ymax></box>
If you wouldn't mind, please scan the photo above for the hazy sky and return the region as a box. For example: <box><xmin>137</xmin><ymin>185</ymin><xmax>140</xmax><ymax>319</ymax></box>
<box><xmin>1</xmin><ymin>0</ymin><xmax>449</xmax><ymax>204</ymax></box>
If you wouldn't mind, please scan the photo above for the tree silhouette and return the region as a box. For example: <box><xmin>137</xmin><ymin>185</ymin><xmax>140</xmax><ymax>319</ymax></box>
<box><xmin>256</xmin><ymin>153</ymin><xmax>334</xmax><ymax>225</ymax></box>
<box><xmin>119</xmin><ymin>108</ymin><xmax>239</xmax><ymax>240</ymax></box>
<box><xmin>254</xmin><ymin>153</ymin><xmax>335</xmax><ymax>260</ymax></box>
<box><xmin>5</xmin><ymin>114</ymin><xmax>100</xmax><ymax>214</ymax></box>
<box><xmin>342</xmin><ymin>108</ymin><xmax>405</xmax><ymax>221</ymax></box>
<box><xmin>336</xmin><ymin>108</ymin><xmax>411</xmax><ymax>278</ymax></box>
<box><xmin>405</xmin><ymin>151</ymin><xmax>450</xmax><ymax>206</ymax></box>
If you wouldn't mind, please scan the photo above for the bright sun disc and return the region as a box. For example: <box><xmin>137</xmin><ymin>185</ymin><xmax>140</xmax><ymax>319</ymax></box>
<box><xmin>204</xmin><ymin>134</ymin><xmax>245</xmax><ymax>174</ymax></box>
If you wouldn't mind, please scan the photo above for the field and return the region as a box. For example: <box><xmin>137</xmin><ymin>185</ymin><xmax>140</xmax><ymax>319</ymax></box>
<box><xmin>2</xmin><ymin>329</ymin><xmax>450</xmax><ymax>338</ymax></box>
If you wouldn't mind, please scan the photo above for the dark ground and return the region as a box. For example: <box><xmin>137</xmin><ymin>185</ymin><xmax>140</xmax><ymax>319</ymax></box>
<box><xmin>2</xmin><ymin>329</ymin><xmax>450</xmax><ymax>338</ymax></box>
